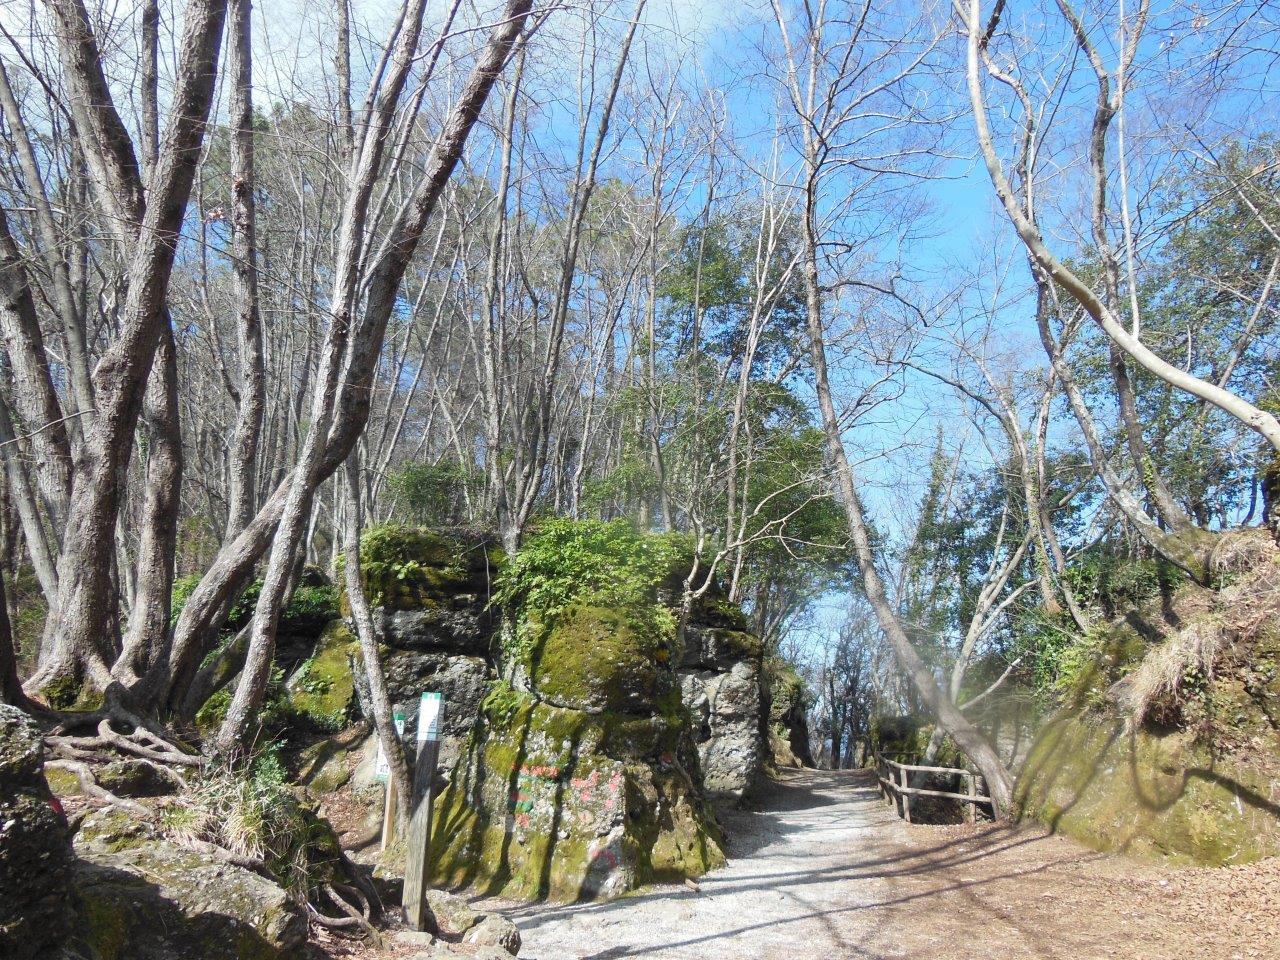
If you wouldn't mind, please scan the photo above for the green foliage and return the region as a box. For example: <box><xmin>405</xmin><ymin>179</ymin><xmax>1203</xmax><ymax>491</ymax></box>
<box><xmin>480</xmin><ymin>680</ymin><xmax>524</xmax><ymax>728</ymax></box>
<box><xmin>171</xmin><ymin>573</ymin><xmax>337</xmax><ymax>635</ymax></box>
<box><xmin>1061</xmin><ymin>550</ymin><xmax>1183</xmax><ymax>611</ymax></box>
<box><xmin>494</xmin><ymin>518</ymin><xmax>684</xmax><ymax>626</ymax></box>
<box><xmin>388</xmin><ymin>460</ymin><xmax>481</xmax><ymax>525</ymax></box>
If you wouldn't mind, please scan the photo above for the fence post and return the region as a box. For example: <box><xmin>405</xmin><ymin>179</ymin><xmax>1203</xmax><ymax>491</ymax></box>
<box><xmin>964</xmin><ymin>771</ymin><xmax>976</xmax><ymax>824</ymax></box>
<box><xmin>898</xmin><ymin>765</ymin><xmax>911</xmax><ymax>823</ymax></box>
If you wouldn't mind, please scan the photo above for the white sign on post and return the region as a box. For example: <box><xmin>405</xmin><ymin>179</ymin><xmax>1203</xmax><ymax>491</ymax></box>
<box><xmin>417</xmin><ymin>691</ymin><xmax>444</xmax><ymax>744</ymax></box>
<box><xmin>374</xmin><ymin>710</ymin><xmax>407</xmax><ymax>782</ymax></box>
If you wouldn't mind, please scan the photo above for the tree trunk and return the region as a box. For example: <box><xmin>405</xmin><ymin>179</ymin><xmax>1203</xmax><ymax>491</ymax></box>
<box><xmin>800</xmin><ymin>216</ymin><xmax>1015</xmax><ymax>816</ymax></box>
<box><xmin>343</xmin><ymin>455</ymin><xmax>412</xmax><ymax>829</ymax></box>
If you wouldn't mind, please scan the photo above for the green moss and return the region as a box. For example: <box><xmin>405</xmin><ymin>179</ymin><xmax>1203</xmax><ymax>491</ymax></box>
<box><xmin>76</xmin><ymin>892</ymin><xmax>129</xmax><ymax>960</ymax></box>
<box><xmin>1054</xmin><ymin>622</ymin><xmax>1148</xmax><ymax>710</ymax></box>
<box><xmin>481</xmin><ymin>680</ymin><xmax>524</xmax><ymax>728</ymax></box>
<box><xmin>77</xmin><ymin>809</ymin><xmax>153</xmax><ymax>854</ymax></box>
<box><xmin>428</xmin><ymin>692</ymin><xmax>722</xmax><ymax>901</ymax></box>
<box><xmin>1016</xmin><ymin>709</ymin><xmax>1280</xmax><ymax>865</ymax></box>
<box><xmin>44</xmin><ymin>765</ymin><xmax>82</xmax><ymax>797</ymax></box>
<box><xmin>344</xmin><ymin>524</ymin><xmax>492</xmax><ymax>610</ymax></box>
<box><xmin>528</xmin><ymin>604</ymin><xmax>675</xmax><ymax>713</ymax></box>
<box><xmin>285</xmin><ymin>621</ymin><xmax>357</xmax><ymax>731</ymax></box>
<box><xmin>42</xmin><ymin>674</ymin><xmax>83</xmax><ymax>710</ymax></box>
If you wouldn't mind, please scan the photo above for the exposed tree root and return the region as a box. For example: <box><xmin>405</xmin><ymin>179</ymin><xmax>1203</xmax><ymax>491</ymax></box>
<box><xmin>45</xmin><ymin>758</ymin><xmax>151</xmax><ymax>817</ymax></box>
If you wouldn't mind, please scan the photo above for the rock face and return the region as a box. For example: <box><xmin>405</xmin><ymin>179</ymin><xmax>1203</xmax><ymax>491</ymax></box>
<box><xmin>766</xmin><ymin>661</ymin><xmax>814</xmax><ymax>769</ymax></box>
<box><xmin>678</xmin><ymin>618</ymin><xmax>765</xmax><ymax>799</ymax></box>
<box><xmin>0</xmin><ymin>705</ymin><xmax>74</xmax><ymax>960</ymax></box>
<box><xmin>310</xmin><ymin>524</ymin><xmax>809</xmax><ymax>905</ymax></box>
<box><xmin>429</xmin><ymin>688</ymin><xmax>724</xmax><ymax>901</ymax></box>
<box><xmin>430</xmin><ymin>591</ymin><xmax>725</xmax><ymax>901</ymax></box>
<box><xmin>68</xmin><ymin>811</ymin><xmax>308</xmax><ymax>960</ymax></box>
<box><xmin>1017</xmin><ymin>709</ymin><xmax>1280</xmax><ymax>865</ymax></box>
<box><xmin>347</xmin><ymin>527</ymin><xmax>503</xmax><ymax>772</ymax></box>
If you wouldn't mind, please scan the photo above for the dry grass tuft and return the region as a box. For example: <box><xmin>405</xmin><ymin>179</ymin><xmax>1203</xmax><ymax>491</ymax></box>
<box><xmin>1129</xmin><ymin>529</ymin><xmax>1280</xmax><ymax>725</ymax></box>
<box><xmin>1129</xmin><ymin>619</ymin><xmax>1224</xmax><ymax>724</ymax></box>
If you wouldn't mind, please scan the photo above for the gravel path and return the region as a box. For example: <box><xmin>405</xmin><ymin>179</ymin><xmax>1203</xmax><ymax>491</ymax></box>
<box><xmin>494</xmin><ymin>769</ymin><xmax>900</xmax><ymax>959</ymax></box>
<box><xmin>489</xmin><ymin>768</ymin><xmax>1280</xmax><ymax>960</ymax></box>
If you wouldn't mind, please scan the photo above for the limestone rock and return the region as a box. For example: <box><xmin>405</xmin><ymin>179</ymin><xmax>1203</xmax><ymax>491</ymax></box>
<box><xmin>382</xmin><ymin>650</ymin><xmax>489</xmax><ymax>737</ymax></box>
<box><xmin>0</xmin><ymin>705</ymin><xmax>74</xmax><ymax>960</ymax></box>
<box><xmin>766</xmin><ymin>661</ymin><xmax>814</xmax><ymax>769</ymax></box>
<box><xmin>377</xmin><ymin>605</ymin><xmax>494</xmax><ymax>656</ymax></box>
<box><xmin>424</xmin><ymin>887</ymin><xmax>481</xmax><ymax>936</ymax></box>
<box><xmin>675</xmin><ymin>624</ymin><xmax>762</xmax><ymax>798</ymax></box>
<box><xmin>69</xmin><ymin>811</ymin><xmax>308</xmax><ymax>960</ymax></box>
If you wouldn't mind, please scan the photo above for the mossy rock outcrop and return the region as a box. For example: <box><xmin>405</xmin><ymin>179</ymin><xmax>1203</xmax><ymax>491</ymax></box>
<box><xmin>0</xmin><ymin>706</ymin><xmax>74</xmax><ymax>960</ymax></box>
<box><xmin>1017</xmin><ymin>710</ymin><xmax>1280</xmax><ymax>865</ymax></box>
<box><xmin>351</xmin><ymin>526</ymin><xmax>503</xmax><ymax>613</ymax></box>
<box><xmin>1019</xmin><ymin>550</ymin><xmax>1280</xmax><ymax>866</ymax></box>
<box><xmin>679</xmin><ymin>622</ymin><xmax>766</xmax><ymax>799</ymax></box>
<box><xmin>428</xmin><ymin>689</ymin><xmax>723</xmax><ymax>901</ymax></box>
<box><xmin>766</xmin><ymin>660</ymin><xmax>813</xmax><ymax>769</ymax></box>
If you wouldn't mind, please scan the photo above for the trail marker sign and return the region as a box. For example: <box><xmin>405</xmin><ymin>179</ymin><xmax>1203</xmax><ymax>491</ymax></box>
<box><xmin>403</xmin><ymin>691</ymin><xmax>446</xmax><ymax>930</ymax></box>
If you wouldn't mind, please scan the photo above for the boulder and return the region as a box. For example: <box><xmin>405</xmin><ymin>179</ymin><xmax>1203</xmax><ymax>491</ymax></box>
<box><xmin>69</xmin><ymin>811</ymin><xmax>308</xmax><ymax>960</ymax></box>
<box><xmin>462</xmin><ymin>913</ymin><xmax>521</xmax><ymax>955</ymax></box>
<box><xmin>0</xmin><ymin>705</ymin><xmax>74</xmax><ymax>960</ymax></box>
<box><xmin>423</xmin><ymin>887</ymin><xmax>481</xmax><ymax>936</ymax></box>
<box><xmin>96</xmin><ymin>758</ymin><xmax>179</xmax><ymax>798</ymax></box>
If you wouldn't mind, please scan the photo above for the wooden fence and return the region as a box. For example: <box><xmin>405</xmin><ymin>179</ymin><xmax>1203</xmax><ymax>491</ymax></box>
<box><xmin>874</xmin><ymin>753</ymin><xmax>992</xmax><ymax>824</ymax></box>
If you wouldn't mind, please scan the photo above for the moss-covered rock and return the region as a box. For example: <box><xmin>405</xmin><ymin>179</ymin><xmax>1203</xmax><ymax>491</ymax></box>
<box><xmin>529</xmin><ymin>604</ymin><xmax>676</xmax><ymax>714</ymax></box>
<box><xmin>428</xmin><ymin>688</ymin><xmax>723</xmax><ymax>901</ymax></box>
<box><xmin>1017</xmin><ymin>710</ymin><xmax>1280</xmax><ymax>865</ymax></box>
<box><xmin>285</xmin><ymin>620</ymin><xmax>358</xmax><ymax>730</ymax></box>
<box><xmin>350</xmin><ymin>525</ymin><xmax>502</xmax><ymax>612</ymax></box>
<box><xmin>96</xmin><ymin>758</ymin><xmax>179</xmax><ymax>798</ymax></box>
<box><xmin>766</xmin><ymin>659</ymin><xmax>813</xmax><ymax>769</ymax></box>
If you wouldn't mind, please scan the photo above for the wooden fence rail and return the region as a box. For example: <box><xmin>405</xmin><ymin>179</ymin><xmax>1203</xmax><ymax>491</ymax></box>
<box><xmin>874</xmin><ymin>752</ymin><xmax>992</xmax><ymax>824</ymax></box>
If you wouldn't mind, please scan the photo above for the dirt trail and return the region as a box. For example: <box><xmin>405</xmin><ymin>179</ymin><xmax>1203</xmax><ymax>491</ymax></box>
<box><xmin>490</xmin><ymin>768</ymin><xmax>1280</xmax><ymax>960</ymax></box>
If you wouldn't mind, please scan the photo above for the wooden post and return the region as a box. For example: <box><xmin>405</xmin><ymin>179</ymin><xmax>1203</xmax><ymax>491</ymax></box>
<box><xmin>403</xmin><ymin>693</ymin><xmax>445</xmax><ymax>931</ymax></box>
<box><xmin>380</xmin><ymin>773</ymin><xmax>399</xmax><ymax>851</ymax></box>
<box><xmin>378</xmin><ymin>709</ymin><xmax>408</xmax><ymax>851</ymax></box>
<box><xmin>964</xmin><ymin>772</ymin><xmax>976</xmax><ymax>825</ymax></box>
<box><xmin>899</xmin><ymin>765</ymin><xmax>911</xmax><ymax>823</ymax></box>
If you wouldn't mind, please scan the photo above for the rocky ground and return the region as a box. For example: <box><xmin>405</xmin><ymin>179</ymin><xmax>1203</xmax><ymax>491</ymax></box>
<box><xmin>440</xmin><ymin>769</ymin><xmax>1280</xmax><ymax>960</ymax></box>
